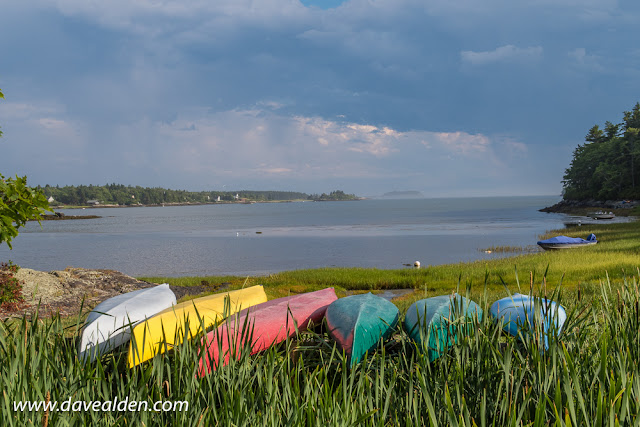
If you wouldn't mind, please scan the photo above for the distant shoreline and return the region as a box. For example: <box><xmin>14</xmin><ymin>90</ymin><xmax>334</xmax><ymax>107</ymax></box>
<box><xmin>50</xmin><ymin>198</ymin><xmax>364</xmax><ymax>210</ymax></box>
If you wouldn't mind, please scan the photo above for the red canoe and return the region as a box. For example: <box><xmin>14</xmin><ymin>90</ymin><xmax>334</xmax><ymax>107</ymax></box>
<box><xmin>198</xmin><ymin>287</ymin><xmax>337</xmax><ymax>376</ymax></box>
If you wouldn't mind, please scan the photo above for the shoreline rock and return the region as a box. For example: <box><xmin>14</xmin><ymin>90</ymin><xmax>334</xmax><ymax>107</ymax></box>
<box><xmin>0</xmin><ymin>267</ymin><xmax>212</xmax><ymax>320</ymax></box>
<box><xmin>539</xmin><ymin>199</ymin><xmax>638</xmax><ymax>214</ymax></box>
<box><xmin>40</xmin><ymin>214</ymin><xmax>102</xmax><ymax>220</ymax></box>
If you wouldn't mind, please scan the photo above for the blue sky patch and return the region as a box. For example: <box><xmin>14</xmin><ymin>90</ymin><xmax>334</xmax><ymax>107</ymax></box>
<box><xmin>300</xmin><ymin>0</ymin><xmax>346</xmax><ymax>10</ymax></box>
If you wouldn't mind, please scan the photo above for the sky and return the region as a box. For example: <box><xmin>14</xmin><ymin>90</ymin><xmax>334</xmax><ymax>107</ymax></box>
<box><xmin>1</xmin><ymin>0</ymin><xmax>639</xmax><ymax>197</ymax></box>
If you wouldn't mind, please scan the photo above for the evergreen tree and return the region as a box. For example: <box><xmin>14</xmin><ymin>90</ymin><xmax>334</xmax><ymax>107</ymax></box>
<box><xmin>563</xmin><ymin>102</ymin><xmax>640</xmax><ymax>200</ymax></box>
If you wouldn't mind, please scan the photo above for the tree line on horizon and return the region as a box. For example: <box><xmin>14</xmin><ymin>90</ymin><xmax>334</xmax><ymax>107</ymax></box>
<box><xmin>563</xmin><ymin>102</ymin><xmax>640</xmax><ymax>201</ymax></box>
<box><xmin>38</xmin><ymin>184</ymin><xmax>358</xmax><ymax>205</ymax></box>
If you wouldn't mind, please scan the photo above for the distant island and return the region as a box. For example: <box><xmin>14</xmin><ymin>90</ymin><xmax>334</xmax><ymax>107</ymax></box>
<box><xmin>308</xmin><ymin>190</ymin><xmax>361</xmax><ymax>202</ymax></box>
<box><xmin>380</xmin><ymin>191</ymin><xmax>425</xmax><ymax>199</ymax></box>
<box><xmin>38</xmin><ymin>184</ymin><xmax>359</xmax><ymax>207</ymax></box>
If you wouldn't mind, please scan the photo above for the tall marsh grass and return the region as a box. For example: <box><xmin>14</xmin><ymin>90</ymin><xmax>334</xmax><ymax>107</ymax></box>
<box><xmin>2</xmin><ymin>269</ymin><xmax>640</xmax><ymax>425</ymax></box>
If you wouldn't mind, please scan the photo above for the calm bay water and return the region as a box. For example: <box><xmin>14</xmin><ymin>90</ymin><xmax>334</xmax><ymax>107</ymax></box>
<box><xmin>0</xmin><ymin>196</ymin><xmax>568</xmax><ymax>277</ymax></box>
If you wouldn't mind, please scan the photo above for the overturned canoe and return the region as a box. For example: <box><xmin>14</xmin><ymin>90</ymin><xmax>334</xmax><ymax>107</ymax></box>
<box><xmin>79</xmin><ymin>284</ymin><xmax>177</xmax><ymax>362</ymax></box>
<box><xmin>198</xmin><ymin>288</ymin><xmax>337</xmax><ymax>375</ymax></box>
<box><xmin>404</xmin><ymin>294</ymin><xmax>482</xmax><ymax>362</ymax></box>
<box><xmin>128</xmin><ymin>285</ymin><xmax>267</xmax><ymax>367</ymax></box>
<box><xmin>490</xmin><ymin>293</ymin><xmax>566</xmax><ymax>349</ymax></box>
<box><xmin>325</xmin><ymin>293</ymin><xmax>399</xmax><ymax>366</ymax></box>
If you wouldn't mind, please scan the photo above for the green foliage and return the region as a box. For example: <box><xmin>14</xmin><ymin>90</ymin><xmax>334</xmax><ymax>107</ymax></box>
<box><xmin>0</xmin><ymin>175</ymin><xmax>51</xmax><ymax>249</ymax></box>
<box><xmin>563</xmin><ymin>102</ymin><xmax>640</xmax><ymax>200</ymax></box>
<box><xmin>0</xmin><ymin>88</ymin><xmax>52</xmax><ymax>249</ymax></box>
<box><xmin>0</xmin><ymin>261</ymin><xmax>24</xmax><ymax>308</ymax></box>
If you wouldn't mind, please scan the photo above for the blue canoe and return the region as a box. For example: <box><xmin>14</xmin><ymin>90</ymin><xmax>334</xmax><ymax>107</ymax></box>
<box><xmin>537</xmin><ymin>233</ymin><xmax>597</xmax><ymax>250</ymax></box>
<box><xmin>490</xmin><ymin>293</ymin><xmax>566</xmax><ymax>349</ymax></box>
<box><xmin>326</xmin><ymin>293</ymin><xmax>399</xmax><ymax>366</ymax></box>
<box><xmin>404</xmin><ymin>294</ymin><xmax>482</xmax><ymax>362</ymax></box>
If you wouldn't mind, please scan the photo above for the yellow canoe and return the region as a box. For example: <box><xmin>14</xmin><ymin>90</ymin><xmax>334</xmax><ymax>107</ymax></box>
<box><xmin>128</xmin><ymin>285</ymin><xmax>267</xmax><ymax>367</ymax></box>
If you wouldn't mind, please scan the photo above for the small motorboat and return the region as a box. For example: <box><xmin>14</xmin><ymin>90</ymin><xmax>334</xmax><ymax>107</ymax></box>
<box><xmin>490</xmin><ymin>293</ymin><xmax>566</xmax><ymax>349</ymax></box>
<box><xmin>537</xmin><ymin>233</ymin><xmax>597</xmax><ymax>250</ymax></box>
<box><xmin>198</xmin><ymin>288</ymin><xmax>337</xmax><ymax>375</ymax></box>
<box><xmin>588</xmin><ymin>211</ymin><xmax>615</xmax><ymax>220</ymax></box>
<box><xmin>325</xmin><ymin>293</ymin><xmax>399</xmax><ymax>367</ymax></box>
<box><xmin>404</xmin><ymin>294</ymin><xmax>482</xmax><ymax>362</ymax></box>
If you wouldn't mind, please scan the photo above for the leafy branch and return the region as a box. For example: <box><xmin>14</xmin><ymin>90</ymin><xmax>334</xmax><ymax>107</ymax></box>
<box><xmin>0</xmin><ymin>87</ymin><xmax>52</xmax><ymax>249</ymax></box>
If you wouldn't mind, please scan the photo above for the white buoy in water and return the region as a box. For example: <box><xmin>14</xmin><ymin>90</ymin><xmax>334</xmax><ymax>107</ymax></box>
<box><xmin>414</xmin><ymin>261</ymin><xmax>421</xmax><ymax>268</ymax></box>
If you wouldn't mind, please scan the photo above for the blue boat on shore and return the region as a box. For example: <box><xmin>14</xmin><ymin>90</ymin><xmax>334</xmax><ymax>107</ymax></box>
<box><xmin>537</xmin><ymin>233</ymin><xmax>597</xmax><ymax>250</ymax></box>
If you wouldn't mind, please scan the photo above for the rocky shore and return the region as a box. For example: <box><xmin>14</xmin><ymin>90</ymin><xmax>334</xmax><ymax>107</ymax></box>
<box><xmin>539</xmin><ymin>199</ymin><xmax>639</xmax><ymax>214</ymax></box>
<box><xmin>0</xmin><ymin>267</ymin><xmax>212</xmax><ymax>320</ymax></box>
<box><xmin>41</xmin><ymin>213</ymin><xmax>101</xmax><ymax>220</ymax></box>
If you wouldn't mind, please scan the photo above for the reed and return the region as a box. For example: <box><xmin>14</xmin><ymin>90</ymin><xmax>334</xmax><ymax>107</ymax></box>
<box><xmin>3</xmin><ymin>221</ymin><xmax>639</xmax><ymax>424</ymax></box>
<box><xmin>478</xmin><ymin>245</ymin><xmax>537</xmax><ymax>253</ymax></box>
<box><xmin>2</xmin><ymin>269</ymin><xmax>640</xmax><ymax>425</ymax></box>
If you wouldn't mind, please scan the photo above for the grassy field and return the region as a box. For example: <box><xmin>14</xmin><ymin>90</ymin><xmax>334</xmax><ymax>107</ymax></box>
<box><xmin>2</xmin><ymin>220</ymin><xmax>639</xmax><ymax>425</ymax></box>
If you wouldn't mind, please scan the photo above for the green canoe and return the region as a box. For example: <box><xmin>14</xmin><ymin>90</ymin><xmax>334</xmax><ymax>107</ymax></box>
<box><xmin>326</xmin><ymin>293</ymin><xmax>399</xmax><ymax>366</ymax></box>
<box><xmin>404</xmin><ymin>293</ymin><xmax>482</xmax><ymax>362</ymax></box>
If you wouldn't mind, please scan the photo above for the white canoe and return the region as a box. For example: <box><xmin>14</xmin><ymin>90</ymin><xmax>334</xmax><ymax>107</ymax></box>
<box><xmin>79</xmin><ymin>284</ymin><xmax>176</xmax><ymax>361</ymax></box>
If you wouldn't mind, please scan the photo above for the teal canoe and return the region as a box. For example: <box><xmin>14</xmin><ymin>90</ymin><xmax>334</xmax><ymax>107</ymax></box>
<box><xmin>326</xmin><ymin>293</ymin><xmax>399</xmax><ymax>366</ymax></box>
<box><xmin>404</xmin><ymin>293</ymin><xmax>482</xmax><ymax>362</ymax></box>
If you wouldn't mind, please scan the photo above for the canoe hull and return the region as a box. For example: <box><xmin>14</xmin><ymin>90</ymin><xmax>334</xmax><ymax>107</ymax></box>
<box><xmin>198</xmin><ymin>287</ymin><xmax>337</xmax><ymax>375</ymax></box>
<box><xmin>79</xmin><ymin>284</ymin><xmax>176</xmax><ymax>362</ymax></box>
<box><xmin>326</xmin><ymin>293</ymin><xmax>399</xmax><ymax>366</ymax></box>
<box><xmin>128</xmin><ymin>285</ymin><xmax>267</xmax><ymax>367</ymax></box>
<box><xmin>404</xmin><ymin>294</ymin><xmax>482</xmax><ymax>362</ymax></box>
<box><xmin>588</xmin><ymin>214</ymin><xmax>615</xmax><ymax>220</ymax></box>
<box><xmin>538</xmin><ymin>242</ymin><xmax>596</xmax><ymax>250</ymax></box>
